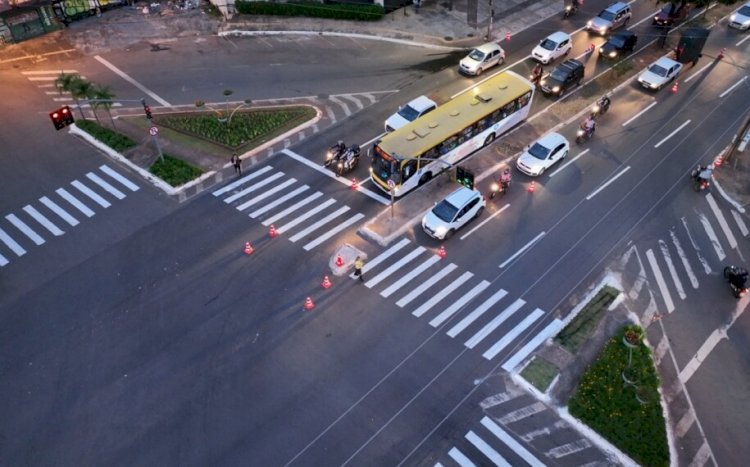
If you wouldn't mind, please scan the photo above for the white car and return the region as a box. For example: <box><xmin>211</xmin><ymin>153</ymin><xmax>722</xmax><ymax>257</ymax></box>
<box><xmin>637</xmin><ymin>56</ymin><xmax>683</xmax><ymax>90</ymax></box>
<box><xmin>459</xmin><ymin>42</ymin><xmax>506</xmax><ymax>76</ymax></box>
<box><xmin>421</xmin><ymin>186</ymin><xmax>485</xmax><ymax>240</ymax></box>
<box><xmin>729</xmin><ymin>1</ymin><xmax>750</xmax><ymax>30</ymax></box>
<box><xmin>516</xmin><ymin>132</ymin><xmax>570</xmax><ymax>176</ymax></box>
<box><xmin>532</xmin><ymin>31</ymin><xmax>572</xmax><ymax>65</ymax></box>
<box><xmin>384</xmin><ymin>95</ymin><xmax>437</xmax><ymax>132</ymax></box>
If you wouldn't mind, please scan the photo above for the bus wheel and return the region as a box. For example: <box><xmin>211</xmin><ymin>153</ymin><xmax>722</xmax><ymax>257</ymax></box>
<box><xmin>484</xmin><ymin>134</ymin><xmax>495</xmax><ymax>147</ymax></box>
<box><xmin>418</xmin><ymin>173</ymin><xmax>432</xmax><ymax>186</ymax></box>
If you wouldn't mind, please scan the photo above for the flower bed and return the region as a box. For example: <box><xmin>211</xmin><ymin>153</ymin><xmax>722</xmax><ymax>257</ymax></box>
<box><xmin>76</xmin><ymin>119</ymin><xmax>137</xmax><ymax>152</ymax></box>
<box><xmin>554</xmin><ymin>285</ymin><xmax>619</xmax><ymax>353</ymax></box>
<box><xmin>149</xmin><ymin>155</ymin><xmax>203</xmax><ymax>187</ymax></box>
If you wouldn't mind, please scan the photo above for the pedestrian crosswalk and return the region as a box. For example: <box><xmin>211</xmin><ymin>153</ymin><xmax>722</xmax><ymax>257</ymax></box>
<box><xmin>0</xmin><ymin>165</ymin><xmax>139</xmax><ymax>267</ymax></box>
<box><xmin>212</xmin><ymin>165</ymin><xmax>365</xmax><ymax>251</ymax></box>
<box><xmin>21</xmin><ymin>69</ymin><xmax>123</xmax><ymax>107</ymax></box>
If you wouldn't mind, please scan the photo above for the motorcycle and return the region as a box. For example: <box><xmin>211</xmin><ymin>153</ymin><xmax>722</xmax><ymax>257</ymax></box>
<box><xmin>324</xmin><ymin>143</ymin><xmax>346</xmax><ymax>168</ymax></box>
<box><xmin>563</xmin><ymin>4</ymin><xmax>577</xmax><ymax>19</ymax></box>
<box><xmin>723</xmin><ymin>266</ymin><xmax>749</xmax><ymax>298</ymax></box>
<box><xmin>690</xmin><ymin>165</ymin><xmax>712</xmax><ymax>192</ymax></box>
<box><xmin>592</xmin><ymin>98</ymin><xmax>610</xmax><ymax>118</ymax></box>
<box><xmin>529</xmin><ymin>72</ymin><xmax>542</xmax><ymax>86</ymax></box>
<box><xmin>336</xmin><ymin>144</ymin><xmax>361</xmax><ymax>177</ymax></box>
<box><xmin>489</xmin><ymin>179</ymin><xmax>511</xmax><ymax>199</ymax></box>
<box><xmin>576</xmin><ymin>122</ymin><xmax>594</xmax><ymax>145</ymax></box>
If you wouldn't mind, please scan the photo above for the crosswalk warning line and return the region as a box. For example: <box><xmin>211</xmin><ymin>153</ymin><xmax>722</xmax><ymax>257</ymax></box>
<box><xmin>430</xmin><ymin>280</ymin><xmax>490</xmax><ymax>328</ymax></box>
<box><xmin>502</xmin><ymin>318</ymin><xmax>562</xmax><ymax>372</ymax></box>
<box><xmin>23</xmin><ymin>205</ymin><xmax>64</xmax><ymax>236</ymax></box>
<box><xmin>465</xmin><ymin>431</ymin><xmax>511</xmax><ymax>467</ymax></box>
<box><xmin>412</xmin><ymin>271</ymin><xmax>473</xmax><ymax>318</ymax></box>
<box><xmin>248</xmin><ymin>185</ymin><xmax>309</xmax><ymax>219</ymax></box>
<box><xmin>396</xmin><ymin>263</ymin><xmax>457</xmax><ymax>307</ymax></box>
<box><xmin>277</xmin><ymin>199</ymin><xmax>336</xmax><ymax>235</ymax></box>
<box><xmin>381</xmin><ymin>255</ymin><xmax>440</xmax><ymax>298</ymax></box>
<box><xmin>236</xmin><ymin>179</ymin><xmax>296</xmax><ymax>211</ymax></box>
<box><xmin>289</xmin><ymin>206</ymin><xmax>350</xmax><ymax>242</ymax></box>
<box><xmin>706</xmin><ymin>193</ymin><xmax>738</xmax><ymax>249</ymax></box>
<box><xmin>646</xmin><ymin>248</ymin><xmax>675</xmax><ymax>313</ymax></box>
<box><xmin>448</xmin><ymin>289</ymin><xmax>508</xmax><ymax>338</ymax></box>
<box><xmin>480</xmin><ymin>417</ymin><xmax>545</xmax><ymax>467</ymax></box>
<box><xmin>56</xmin><ymin>188</ymin><xmax>95</xmax><ymax>217</ymax></box>
<box><xmin>465</xmin><ymin>298</ymin><xmax>525</xmax><ymax>349</ymax></box>
<box><xmin>72</xmin><ymin>180</ymin><xmax>110</xmax><ymax>208</ymax></box>
<box><xmin>99</xmin><ymin>165</ymin><xmax>139</xmax><ymax>192</ymax></box>
<box><xmin>365</xmin><ymin>246</ymin><xmax>426</xmax><ymax>288</ymax></box>
<box><xmin>482</xmin><ymin>308</ymin><xmax>544</xmax><ymax>360</ymax></box>
<box><xmin>6</xmin><ymin>214</ymin><xmax>45</xmax><ymax>246</ymax></box>
<box><xmin>303</xmin><ymin>212</ymin><xmax>365</xmax><ymax>251</ymax></box>
<box><xmin>0</xmin><ymin>227</ymin><xmax>26</xmax><ymax>257</ymax></box>
<box><xmin>263</xmin><ymin>192</ymin><xmax>323</xmax><ymax>226</ymax></box>
<box><xmin>224</xmin><ymin>172</ymin><xmax>284</xmax><ymax>204</ymax></box>
<box><xmin>353</xmin><ymin>238</ymin><xmax>410</xmax><ymax>278</ymax></box>
<box><xmin>40</xmin><ymin>196</ymin><xmax>79</xmax><ymax>226</ymax></box>
<box><xmin>86</xmin><ymin>173</ymin><xmax>126</xmax><ymax>200</ymax></box>
<box><xmin>448</xmin><ymin>447</ymin><xmax>476</xmax><ymax>467</ymax></box>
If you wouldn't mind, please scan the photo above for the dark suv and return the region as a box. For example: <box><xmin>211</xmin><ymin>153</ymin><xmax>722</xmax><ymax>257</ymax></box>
<box><xmin>599</xmin><ymin>30</ymin><xmax>637</xmax><ymax>60</ymax></box>
<box><xmin>540</xmin><ymin>59</ymin><xmax>584</xmax><ymax>97</ymax></box>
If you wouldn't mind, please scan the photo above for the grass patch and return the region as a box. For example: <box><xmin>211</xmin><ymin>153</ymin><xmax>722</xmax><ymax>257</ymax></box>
<box><xmin>568</xmin><ymin>325</ymin><xmax>668</xmax><ymax>467</ymax></box>
<box><xmin>149</xmin><ymin>154</ymin><xmax>203</xmax><ymax>187</ymax></box>
<box><xmin>520</xmin><ymin>357</ymin><xmax>558</xmax><ymax>393</ymax></box>
<box><xmin>235</xmin><ymin>0</ymin><xmax>385</xmax><ymax>21</ymax></box>
<box><xmin>555</xmin><ymin>285</ymin><xmax>619</xmax><ymax>353</ymax></box>
<box><xmin>76</xmin><ymin>119</ymin><xmax>137</xmax><ymax>152</ymax></box>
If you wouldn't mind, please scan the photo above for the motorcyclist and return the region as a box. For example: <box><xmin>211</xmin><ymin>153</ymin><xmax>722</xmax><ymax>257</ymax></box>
<box><xmin>571</xmin><ymin>0</ymin><xmax>582</xmax><ymax>11</ymax></box>
<box><xmin>693</xmin><ymin>164</ymin><xmax>713</xmax><ymax>182</ymax></box>
<box><xmin>728</xmin><ymin>267</ymin><xmax>748</xmax><ymax>289</ymax></box>
<box><xmin>598</xmin><ymin>95</ymin><xmax>611</xmax><ymax>113</ymax></box>
<box><xmin>531</xmin><ymin>63</ymin><xmax>543</xmax><ymax>83</ymax></box>
<box><xmin>499</xmin><ymin>168</ymin><xmax>512</xmax><ymax>189</ymax></box>
<box><xmin>583</xmin><ymin>114</ymin><xmax>596</xmax><ymax>137</ymax></box>
<box><xmin>334</xmin><ymin>140</ymin><xmax>346</xmax><ymax>157</ymax></box>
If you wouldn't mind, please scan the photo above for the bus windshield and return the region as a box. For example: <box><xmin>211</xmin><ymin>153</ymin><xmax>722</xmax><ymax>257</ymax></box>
<box><xmin>372</xmin><ymin>147</ymin><xmax>399</xmax><ymax>183</ymax></box>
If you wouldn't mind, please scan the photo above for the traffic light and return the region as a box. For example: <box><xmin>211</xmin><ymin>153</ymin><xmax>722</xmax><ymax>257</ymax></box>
<box><xmin>456</xmin><ymin>166</ymin><xmax>474</xmax><ymax>190</ymax></box>
<box><xmin>49</xmin><ymin>105</ymin><xmax>74</xmax><ymax>131</ymax></box>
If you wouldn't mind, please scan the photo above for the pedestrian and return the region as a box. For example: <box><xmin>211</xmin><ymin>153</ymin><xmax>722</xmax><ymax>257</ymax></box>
<box><xmin>231</xmin><ymin>153</ymin><xmax>242</xmax><ymax>175</ymax></box>
<box><xmin>354</xmin><ymin>256</ymin><xmax>365</xmax><ymax>282</ymax></box>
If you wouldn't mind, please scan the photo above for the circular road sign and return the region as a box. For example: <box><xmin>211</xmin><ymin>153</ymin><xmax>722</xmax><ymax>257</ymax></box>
<box><xmin>387</xmin><ymin>179</ymin><xmax>396</xmax><ymax>189</ymax></box>
<box><xmin>149</xmin><ymin>126</ymin><xmax>159</xmax><ymax>136</ymax></box>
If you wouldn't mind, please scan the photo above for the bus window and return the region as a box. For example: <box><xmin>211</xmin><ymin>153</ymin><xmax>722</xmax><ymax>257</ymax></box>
<box><xmin>420</xmin><ymin>147</ymin><xmax>439</xmax><ymax>169</ymax></box>
<box><xmin>461</xmin><ymin>124</ymin><xmax>476</xmax><ymax>141</ymax></box>
<box><xmin>502</xmin><ymin>100</ymin><xmax>517</xmax><ymax>118</ymax></box>
<box><xmin>491</xmin><ymin>108</ymin><xmax>503</xmax><ymax>123</ymax></box>
<box><xmin>477</xmin><ymin>116</ymin><xmax>491</xmax><ymax>132</ymax></box>
<box><xmin>439</xmin><ymin>135</ymin><xmax>459</xmax><ymax>155</ymax></box>
<box><xmin>518</xmin><ymin>91</ymin><xmax>532</xmax><ymax>108</ymax></box>
<box><xmin>402</xmin><ymin>159</ymin><xmax>417</xmax><ymax>180</ymax></box>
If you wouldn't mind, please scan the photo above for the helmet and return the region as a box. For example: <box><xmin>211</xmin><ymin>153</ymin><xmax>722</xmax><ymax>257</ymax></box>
<box><xmin>503</xmin><ymin>168</ymin><xmax>510</xmax><ymax>174</ymax></box>
<box><xmin>338</xmin><ymin>140</ymin><xmax>343</xmax><ymax>145</ymax></box>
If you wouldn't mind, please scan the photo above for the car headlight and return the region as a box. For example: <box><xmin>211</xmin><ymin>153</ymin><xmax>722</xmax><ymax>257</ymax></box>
<box><xmin>435</xmin><ymin>226</ymin><xmax>447</xmax><ymax>237</ymax></box>
<box><xmin>540</xmin><ymin>79</ymin><xmax>547</xmax><ymax>86</ymax></box>
<box><xmin>600</xmin><ymin>27</ymin><xmax>608</xmax><ymax>34</ymax></box>
<box><xmin>553</xmin><ymin>86</ymin><xmax>560</xmax><ymax>93</ymax></box>
<box><xmin>587</xmin><ymin>20</ymin><xmax>592</xmax><ymax>27</ymax></box>
<box><xmin>609</xmin><ymin>51</ymin><xmax>617</xmax><ymax>57</ymax></box>
<box><xmin>654</xmin><ymin>15</ymin><xmax>659</xmax><ymax>21</ymax></box>
<box><xmin>730</xmin><ymin>13</ymin><xmax>737</xmax><ymax>21</ymax></box>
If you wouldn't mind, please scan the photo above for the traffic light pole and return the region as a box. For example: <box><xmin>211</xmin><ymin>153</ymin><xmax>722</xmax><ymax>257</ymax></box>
<box><xmin>140</xmin><ymin>98</ymin><xmax>163</xmax><ymax>162</ymax></box>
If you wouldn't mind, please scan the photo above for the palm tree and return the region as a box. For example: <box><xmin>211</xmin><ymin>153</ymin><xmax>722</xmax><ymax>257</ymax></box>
<box><xmin>70</xmin><ymin>77</ymin><xmax>94</xmax><ymax>121</ymax></box>
<box><xmin>92</xmin><ymin>84</ymin><xmax>117</xmax><ymax>129</ymax></box>
<box><xmin>54</xmin><ymin>72</ymin><xmax>78</xmax><ymax>110</ymax></box>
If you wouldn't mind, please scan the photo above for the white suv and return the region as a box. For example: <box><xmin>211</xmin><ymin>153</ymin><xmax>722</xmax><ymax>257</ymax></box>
<box><xmin>422</xmin><ymin>187</ymin><xmax>485</xmax><ymax>240</ymax></box>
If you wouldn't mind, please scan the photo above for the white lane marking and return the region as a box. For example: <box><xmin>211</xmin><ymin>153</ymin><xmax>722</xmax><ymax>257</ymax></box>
<box><xmin>21</xmin><ymin>70</ymin><xmax>79</xmax><ymax>74</ymax></box>
<box><xmin>705</xmin><ymin>193</ymin><xmax>738</xmax><ymax>249</ymax></box>
<box><xmin>719</xmin><ymin>76</ymin><xmax>747</xmax><ymax>98</ymax></box>
<box><xmin>329</xmin><ymin>95</ymin><xmax>352</xmax><ymax>117</ymax></box>
<box><xmin>249</xmin><ymin>185</ymin><xmax>309</xmax><ymax>218</ymax></box>
<box><xmin>365</xmin><ymin>246</ymin><xmax>425</xmax><ymax>288</ymax></box>
<box><xmin>52</xmin><ymin>97</ymin><xmax>74</xmax><ymax>102</ymax></box>
<box><xmin>6</xmin><ymin>214</ymin><xmax>45</xmax><ymax>245</ymax></box>
<box><xmin>0</xmin><ymin>252</ymin><xmax>7</xmax><ymax>266</ymax></box>
<box><xmin>22</xmin><ymin>205</ymin><xmax>64</xmax><ymax>236</ymax></box>
<box><xmin>411</xmin><ymin>271</ymin><xmax>473</xmax><ymax>318</ymax></box>
<box><xmin>496</xmin><ymin>402</ymin><xmax>547</xmax><ymax>424</ymax></box>
<box><xmin>237</xmin><ymin>179</ymin><xmax>296</xmax><ymax>211</ymax></box>
<box><xmin>289</xmin><ymin>205</ymin><xmax>350</xmax><ymax>242</ymax></box>
<box><xmin>71</xmin><ymin>180</ymin><xmax>110</xmax><ymax>208</ymax></box>
<box><xmin>86</xmin><ymin>172</ymin><xmax>125</xmax><ymax>199</ymax></box>
<box><xmin>212</xmin><ymin>166</ymin><xmax>272</xmax><ymax>196</ymax></box>
<box><xmin>737</xmin><ymin>34</ymin><xmax>750</xmax><ymax>47</ymax></box>
<box><xmin>225</xmin><ymin>172</ymin><xmax>284</xmax><ymax>203</ymax></box>
<box><xmin>381</xmin><ymin>255</ymin><xmax>441</xmax><ymax>298</ymax></box>
<box><xmin>353</xmin><ymin>238</ymin><xmax>410</xmax><ymax>278</ymax></box>
<box><xmin>502</xmin><ymin>318</ymin><xmax>563</xmax><ymax>372</ymax></box>
<box><xmin>546</xmin><ymin>439</ymin><xmax>593</xmax><ymax>458</ymax></box>
<box><xmin>27</xmin><ymin>77</ymin><xmax>59</xmax><ymax>81</ymax></box>
<box><xmin>646</xmin><ymin>248</ymin><xmax>675</xmax><ymax>313</ymax></box>
<box><xmin>731</xmin><ymin>210</ymin><xmax>748</xmax><ymax>237</ymax></box>
<box><xmin>698</xmin><ymin>212</ymin><xmax>726</xmax><ymax>261</ymax></box>
<box><xmin>429</xmin><ymin>280</ymin><xmax>490</xmax><ymax>327</ymax></box>
<box><xmin>548</xmin><ymin>149</ymin><xmax>588</xmax><ymax>177</ymax></box>
<box><xmin>671</xmin><ymin>230</ymin><xmax>699</xmax><ymax>289</ymax></box>
<box><xmin>56</xmin><ymin>188</ymin><xmax>95</xmax><ymax>217</ymax></box>
<box><xmin>448</xmin><ymin>289</ymin><xmax>508</xmax><ymax>338</ymax></box>
<box><xmin>498</xmin><ymin>231</ymin><xmax>545</xmax><ymax>268</ymax></box>
<box><xmin>465</xmin><ymin>298</ymin><xmax>525</xmax><ymax>349</ymax></box>
<box><xmin>682</xmin><ymin>217</ymin><xmax>712</xmax><ymax>274</ymax></box>
<box><xmin>277</xmin><ymin>199</ymin><xmax>336</xmax><ymax>234</ymax></box>
<box><xmin>465</xmin><ymin>431</ymin><xmax>511</xmax><ymax>467</ymax></box>
<box><xmin>658</xmin><ymin>238</ymin><xmax>686</xmax><ymax>299</ymax></box>
<box><xmin>654</xmin><ymin>120</ymin><xmax>691</xmax><ymax>148</ymax></box>
<box><xmin>340</xmin><ymin>94</ymin><xmax>364</xmax><ymax>112</ymax></box>
<box><xmin>622</xmin><ymin>101</ymin><xmax>658</xmax><ymax>127</ymax></box>
<box><xmin>448</xmin><ymin>447</ymin><xmax>476</xmax><ymax>467</ymax></box>
<box><xmin>679</xmin><ymin>328</ymin><xmax>727</xmax><ymax>384</ymax></box>
<box><xmin>303</xmin><ymin>212</ymin><xmax>365</xmax><ymax>251</ymax></box>
<box><xmin>99</xmin><ymin>165</ymin><xmax>139</xmax><ymax>191</ymax></box>
<box><xmin>585</xmin><ymin>166</ymin><xmax>630</xmax><ymax>200</ymax></box>
<box><xmin>0</xmin><ymin>227</ymin><xmax>27</xmax><ymax>256</ymax></box>
<box><xmin>94</xmin><ymin>55</ymin><xmax>171</xmax><ymax>107</ymax></box>
<box><xmin>684</xmin><ymin>62</ymin><xmax>712</xmax><ymax>83</ymax></box>
<box><xmin>482</xmin><ymin>308</ymin><xmax>544</xmax><ymax>360</ymax></box>
<box><xmin>460</xmin><ymin>203</ymin><xmax>509</xmax><ymax>240</ymax></box>
<box><xmin>396</xmin><ymin>263</ymin><xmax>457</xmax><ymax>307</ymax></box>
<box><xmin>675</xmin><ymin>410</ymin><xmax>696</xmax><ymax>438</ymax></box>
<box><xmin>281</xmin><ymin>149</ymin><xmax>389</xmax><ymax>205</ymax></box>
<box><xmin>480</xmin><ymin>416</ymin><xmax>545</xmax><ymax>467</ymax></box>
<box><xmin>40</xmin><ymin>196</ymin><xmax>79</xmax><ymax>226</ymax></box>
<box><xmin>263</xmin><ymin>191</ymin><xmax>322</xmax><ymax>226</ymax></box>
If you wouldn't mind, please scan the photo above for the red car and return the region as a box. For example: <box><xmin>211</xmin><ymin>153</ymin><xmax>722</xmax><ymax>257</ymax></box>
<box><xmin>653</xmin><ymin>3</ymin><xmax>689</xmax><ymax>27</ymax></box>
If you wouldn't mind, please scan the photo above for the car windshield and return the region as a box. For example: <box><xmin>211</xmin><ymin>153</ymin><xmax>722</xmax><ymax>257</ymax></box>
<box><xmin>468</xmin><ymin>49</ymin><xmax>486</xmax><ymax>61</ymax></box>
<box><xmin>649</xmin><ymin>64</ymin><xmax>668</xmax><ymax>77</ymax></box>
<box><xmin>432</xmin><ymin>200</ymin><xmax>459</xmax><ymax>223</ymax></box>
<box><xmin>397</xmin><ymin>104</ymin><xmax>420</xmax><ymax>121</ymax></box>
<box><xmin>550</xmin><ymin>68</ymin><xmax>569</xmax><ymax>81</ymax></box>
<box><xmin>539</xmin><ymin>39</ymin><xmax>556</xmax><ymax>51</ymax></box>
<box><xmin>598</xmin><ymin>10</ymin><xmax>617</xmax><ymax>21</ymax></box>
<box><xmin>608</xmin><ymin>35</ymin><xmax>626</xmax><ymax>47</ymax></box>
<box><xmin>739</xmin><ymin>5</ymin><xmax>750</xmax><ymax>15</ymax></box>
<box><xmin>528</xmin><ymin>142</ymin><xmax>551</xmax><ymax>160</ymax></box>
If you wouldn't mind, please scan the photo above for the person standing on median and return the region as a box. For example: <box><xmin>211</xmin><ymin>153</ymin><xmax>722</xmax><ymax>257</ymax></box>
<box><xmin>354</xmin><ymin>256</ymin><xmax>365</xmax><ymax>282</ymax></box>
<box><xmin>231</xmin><ymin>153</ymin><xmax>242</xmax><ymax>175</ymax></box>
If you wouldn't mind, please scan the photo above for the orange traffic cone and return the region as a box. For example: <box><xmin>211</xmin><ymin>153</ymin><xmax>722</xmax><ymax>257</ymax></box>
<box><xmin>322</xmin><ymin>275</ymin><xmax>332</xmax><ymax>289</ymax></box>
<box><xmin>437</xmin><ymin>245</ymin><xmax>446</xmax><ymax>259</ymax></box>
<box><xmin>335</xmin><ymin>254</ymin><xmax>345</xmax><ymax>267</ymax></box>
<box><xmin>714</xmin><ymin>156</ymin><xmax>723</xmax><ymax>168</ymax></box>
<box><xmin>671</xmin><ymin>81</ymin><xmax>679</xmax><ymax>93</ymax></box>
<box><xmin>304</xmin><ymin>297</ymin><xmax>315</xmax><ymax>311</ymax></box>
<box><xmin>350</xmin><ymin>178</ymin><xmax>359</xmax><ymax>190</ymax></box>
<box><xmin>528</xmin><ymin>181</ymin><xmax>536</xmax><ymax>193</ymax></box>
<box><xmin>244</xmin><ymin>242</ymin><xmax>254</xmax><ymax>255</ymax></box>
<box><xmin>505</xmin><ymin>31</ymin><xmax>511</xmax><ymax>41</ymax></box>
<box><xmin>268</xmin><ymin>224</ymin><xmax>278</xmax><ymax>238</ymax></box>
<box><xmin>718</xmin><ymin>48</ymin><xmax>725</xmax><ymax>60</ymax></box>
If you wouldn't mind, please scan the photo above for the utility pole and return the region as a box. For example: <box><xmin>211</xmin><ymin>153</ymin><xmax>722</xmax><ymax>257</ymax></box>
<box><xmin>486</xmin><ymin>0</ymin><xmax>494</xmax><ymax>42</ymax></box>
<box><xmin>724</xmin><ymin>110</ymin><xmax>750</xmax><ymax>165</ymax></box>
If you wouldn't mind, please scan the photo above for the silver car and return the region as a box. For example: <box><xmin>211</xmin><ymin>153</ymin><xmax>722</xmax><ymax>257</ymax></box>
<box><xmin>459</xmin><ymin>42</ymin><xmax>506</xmax><ymax>76</ymax></box>
<box><xmin>587</xmin><ymin>2</ymin><xmax>632</xmax><ymax>35</ymax></box>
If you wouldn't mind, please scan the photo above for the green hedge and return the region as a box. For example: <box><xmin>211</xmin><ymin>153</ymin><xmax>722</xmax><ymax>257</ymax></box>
<box><xmin>76</xmin><ymin>120</ymin><xmax>137</xmax><ymax>153</ymax></box>
<box><xmin>235</xmin><ymin>1</ymin><xmax>384</xmax><ymax>20</ymax></box>
<box><xmin>149</xmin><ymin>155</ymin><xmax>203</xmax><ymax>187</ymax></box>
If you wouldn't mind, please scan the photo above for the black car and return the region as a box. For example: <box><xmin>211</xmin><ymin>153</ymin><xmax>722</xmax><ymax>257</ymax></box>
<box><xmin>540</xmin><ymin>59</ymin><xmax>584</xmax><ymax>97</ymax></box>
<box><xmin>653</xmin><ymin>3</ymin><xmax>689</xmax><ymax>27</ymax></box>
<box><xmin>599</xmin><ymin>31</ymin><xmax>637</xmax><ymax>60</ymax></box>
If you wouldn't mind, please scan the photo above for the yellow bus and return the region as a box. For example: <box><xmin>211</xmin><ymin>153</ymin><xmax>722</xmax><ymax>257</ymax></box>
<box><xmin>370</xmin><ymin>70</ymin><xmax>534</xmax><ymax>197</ymax></box>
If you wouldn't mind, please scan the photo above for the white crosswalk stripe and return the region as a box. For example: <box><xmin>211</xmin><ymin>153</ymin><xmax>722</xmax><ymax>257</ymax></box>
<box><xmin>263</xmin><ymin>192</ymin><xmax>323</xmax><ymax>226</ymax></box>
<box><xmin>100</xmin><ymin>165</ymin><xmax>139</xmax><ymax>191</ymax></box>
<box><xmin>277</xmin><ymin>199</ymin><xmax>336</xmax><ymax>234</ymax></box>
<box><xmin>86</xmin><ymin>172</ymin><xmax>126</xmax><ymax>199</ymax></box>
<box><xmin>224</xmin><ymin>172</ymin><xmax>284</xmax><ymax>203</ymax></box>
<box><xmin>658</xmin><ymin>239</ymin><xmax>686</xmax><ymax>300</ymax></box>
<box><xmin>448</xmin><ymin>447</ymin><xmax>476</xmax><ymax>467</ymax></box>
<box><xmin>482</xmin><ymin>308</ymin><xmax>544</xmax><ymax>360</ymax></box>
<box><xmin>381</xmin><ymin>255</ymin><xmax>441</xmax><ymax>298</ymax></box>
<box><xmin>429</xmin><ymin>280</ymin><xmax>490</xmax><ymax>328</ymax></box>
<box><xmin>731</xmin><ymin>210</ymin><xmax>748</xmax><ymax>237</ymax></box>
<box><xmin>212</xmin><ymin>166</ymin><xmax>272</xmax><ymax>197</ymax></box>
<box><xmin>289</xmin><ymin>206</ymin><xmax>350</xmax><ymax>241</ymax></box>
<box><xmin>447</xmin><ymin>289</ymin><xmax>508</xmax><ymax>338</ymax></box>
<box><xmin>0</xmin><ymin>252</ymin><xmax>7</xmax><ymax>266</ymax></box>
<box><xmin>0</xmin><ymin>227</ymin><xmax>27</xmax><ymax>257</ymax></box>
<box><xmin>302</xmin><ymin>213</ymin><xmax>365</xmax><ymax>251</ymax></box>
<box><xmin>40</xmin><ymin>196</ymin><xmax>79</xmax><ymax>226</ymax></box>
<box><xmin>236</xmin><ymin>179</ymin><xmax>296</xmax><ymax>211</ymax></box>
<box><xmin>248</xmin><ymin>185</ymin><xmax>309</xmax><ymax>218</ymax></box>
<box><xmin>56</xmin><ymin>188</ymin><xmax>95</xmax><ymax>217</ymax></box>
<box><xmin>396</xmin><ymin>263</ymin><xmax>457</xmax><ymax>307</ymax></box>
<box><xmin>697</xmin><ymin>212</ymin><xmax>725</xmax><ymax>260</ymax></box>
<box><xmin>72</xmin><ymin>180</ymin><xmax>111</xmax><ymax>208</ymax></box>
<box><xmin>23</xmin><ymin>205</ymin><xmax>64</xmax><ymax>236</ymax></box>
<box><xmin>412</xmin><ymin>271</ymin><xmax>473</xmax><ymax>318</ymax></box>
<box><xmin>6</xmin><ymin>214</ymin><xmax>45</xmax><ymax>245</ymax></box>
<box><xmin>705</xmin><ymin>193</ymin><xmax>737</xmax><ymax>250</ymax></box>
<box><xmin>465</xmin><ymin>430</ymin><xmax>511</xmax><ymax>467</ymax></box>
<box><xmin>465</xmin><ymin>299</ymin><xmax>525</xmax><ymax>349</ymax></box>
<box><xmin>365</xmin><ymin>246</ymin><xmax>426</xmax><ymax>288</ymax></box>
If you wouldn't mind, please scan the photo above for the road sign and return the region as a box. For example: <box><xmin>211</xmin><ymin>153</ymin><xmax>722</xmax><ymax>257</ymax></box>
<box><xmin>149</xmin><ymin>126</ymin><xmax>159</xmax><ymax>136</ymax></box>
<box><xmin>387</xmin><ymin>179</ymin><xmax>396</xmax><ymax>189</ymax></box>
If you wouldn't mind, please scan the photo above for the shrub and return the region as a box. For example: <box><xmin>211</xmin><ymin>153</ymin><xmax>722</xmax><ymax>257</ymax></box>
<box><xmin>76</xmin><ymin>119</ymin><xmax>137</xmax><ymax>152</ymax></box>
<box><xmin>235</xmin><ymin>1</ymin><xmax>384</xmax><ymax>21</ymax></box>
<box><xmin>149</xmin><ymin>155</ymin><xmax>203</xmax><ymax>187</ymax></box>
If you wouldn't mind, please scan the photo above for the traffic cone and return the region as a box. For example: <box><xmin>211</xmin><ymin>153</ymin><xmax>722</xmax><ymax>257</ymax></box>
<box><xmin>350</xmin><ymin>178</ymin><xmax>359</xmax><ymax>190</ymax></box>
<box><xmin>335</xmin><ymin>254</ymin><xmax>345</xmax><ymax>268</ymax></box>
<box><xmin>714</xmin><ymin>156</ymin><xmax>723</xmax><ymax>168</ymax></box>
<box><xmin>528</xmin><ymin>181</ymin><xmax>536</xmax><ymax>193</ymax></box>
<box><xmin>718</xmin><ymin>48</ymin><xmax>725</xmax><ymax>60</ymax></box>
<box><xmin>437</xmin><ymin>245</ymin><xmax>446</xmax><ymax>259</ymax></box>
<box><xmin>671</xmin><ymin>81</ymin><xmax>679</xmax><ymax>93</ymax></box>
<box><xmin>243</xmin><ymin>242</ymin><xmax>254</xmax><ymax>255</ymax></box>
<box><xmin>304</xmin><ymin>297</ymin><xmax>315</xmax><ymax>311</ymax></box>
<box><xmin>268</xmin><ymin>224</ymin><xmax>278</xmax><ymax>238</ymax></box>
<box><xmin>589</xmin><ymin>43</ymin><xmax>595</xmax><ymax>53</ymax></box>
<box><xmin>321</xmin><ymin>275</ymin><xmax>332</xmax><ymax>289</ymax></box>
<box><xmin>505</xmin><ymin>31</ymin><xmax>511</xmax><ymax>42</ymax></box>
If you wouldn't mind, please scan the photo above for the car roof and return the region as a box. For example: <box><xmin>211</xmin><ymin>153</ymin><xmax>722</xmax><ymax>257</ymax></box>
<box><xmin>556</xmin><ymin>59</ymin><xmax>584</xmax><ymax>71</ymax></box>
<box><xmin>405</xmin><ymin>95</ymin><xmax>437</xmax><ymax>112</ymax></box>
<box><xmin>605</xmin><ymin>1</ymin><xmax>629</xmax><ymax>12</ymax></box>
<box><xmin>546</xmin><ymin>31</ymin><xmax>570</xmax><ymax>42</ymax></box>
<box><xmin>611</xmin><ymin>30</ymin><xmax>636</xmax><ymax>39</ymax></box>
<box><xmin>654</xmin><ymin>56</ymin><xmax>680</xmax><ymax>68</ymax></box>
<box><xmin>444</xmin><ymin>186</ymin><xmax>481</xmax><ymax>206</ymax></box>
<box><xmin>473</xmin><ymin>42</ymin><xmax>503</xmax><ymax>53</ymax></box>
<box><xmin>536</xmin><ymin>132</ymin><xmax>566</xmax><ymax>148</ymax></box>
